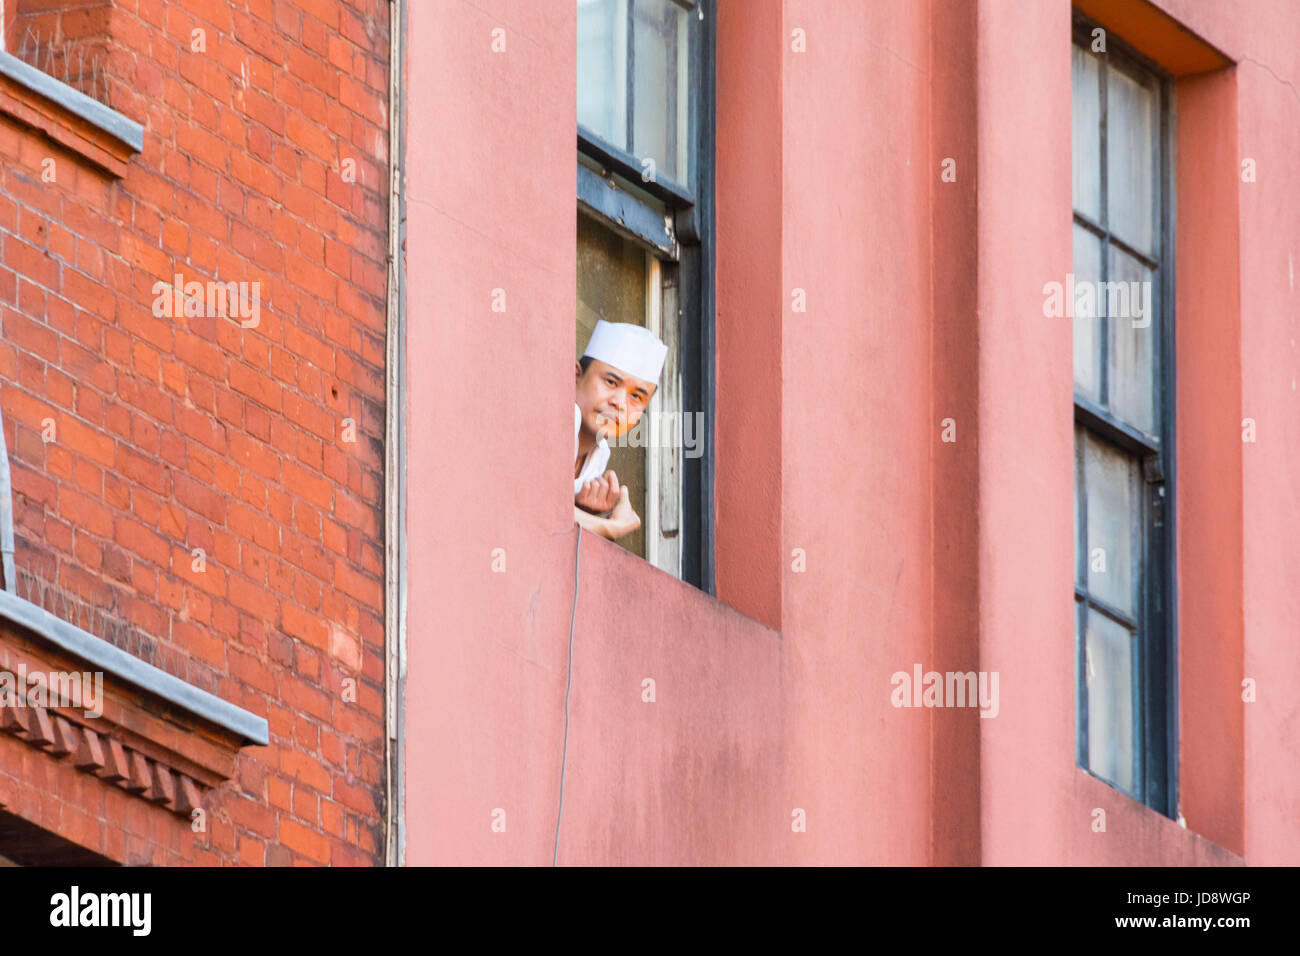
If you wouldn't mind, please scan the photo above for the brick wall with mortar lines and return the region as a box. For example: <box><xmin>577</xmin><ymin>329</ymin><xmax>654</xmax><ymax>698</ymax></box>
<box><xmin>7</xmin><ymin>0</ymin><xmax>113</xmax><ymax>106</ymax></box>
<box><xmin>0</xmin><ymin>0</ymin><xmax>389</xmax><ymax>865</ymax></box>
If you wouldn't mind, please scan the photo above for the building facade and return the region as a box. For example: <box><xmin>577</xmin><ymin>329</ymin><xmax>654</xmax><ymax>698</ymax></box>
<box><xmin>1</xmin><ymin>0</ymin><xmax>1296</xmax><ymax>868</ymax></box>
<box><xmin>401</xmin><ymin>0</ymin><xmax>1299</xmax><ymax>866</ymax></box>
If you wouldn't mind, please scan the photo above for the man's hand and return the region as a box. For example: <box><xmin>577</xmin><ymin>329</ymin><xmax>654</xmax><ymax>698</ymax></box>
<box><xmin>602</xmin><ymin>486</ymin><xmax>641</xmax><ymax>538</ymax></box>
<box><xmin>575</xmin><ymin>470</ymin><xmax>621</xmax><ymax>514</ymax></box>
<box><xmin>573</xmin><ymin>487</ymin><xmax>641</xmax><ymax>541</ymax></box>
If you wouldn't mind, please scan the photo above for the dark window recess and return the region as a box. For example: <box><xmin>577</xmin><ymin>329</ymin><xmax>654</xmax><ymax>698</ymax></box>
<box><xmin>0</xmin><ymin>809</ymin><xmax>118</xmax><ymax>866</ymax></box>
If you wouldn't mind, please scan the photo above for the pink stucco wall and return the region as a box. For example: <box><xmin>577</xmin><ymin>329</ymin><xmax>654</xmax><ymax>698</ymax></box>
<box><xmin>402</xmin><ymin>0</ymin><xmax>1300</xmax><ymax>865</ymax></box>
<box><xmin>1179</xmin><ymin>0</ymin><xmax>1300</xmax><ymax>865</ymax></box>
<box><xmin>773</xmin><ymin>0</ymin><xmax>934</xmax><ymax>865</ymax></box>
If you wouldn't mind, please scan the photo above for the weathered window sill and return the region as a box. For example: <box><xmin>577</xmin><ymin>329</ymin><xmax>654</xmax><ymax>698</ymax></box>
<box><xmin>0</xmin><ymin>50</ymin><xmax>141</xmax><ymax>177</ymax></box>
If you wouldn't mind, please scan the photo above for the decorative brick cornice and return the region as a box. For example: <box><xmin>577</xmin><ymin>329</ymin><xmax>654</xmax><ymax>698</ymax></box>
<box><xmin>0</xmin><ymin>591</ymin><xmax>268</xmax><ymax>824</ymax></box>
<box><xmin>1</xmin><ymin>694</ymin><xmax>203</xmax><ymax>817</ymax></box>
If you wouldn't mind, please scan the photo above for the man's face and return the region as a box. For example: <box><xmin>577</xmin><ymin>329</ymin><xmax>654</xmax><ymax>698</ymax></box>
<box><xmin>576</xmin><ymin>358</ymin><xmax>657</xmax><ymax>440</ymax></box>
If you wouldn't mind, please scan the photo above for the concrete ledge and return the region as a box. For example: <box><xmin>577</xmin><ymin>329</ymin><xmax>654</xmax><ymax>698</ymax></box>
<box><xmin>0</xmin><ymin>588</ymin><xmax>268</xmax><ymax>746</ymax></box>
<box><xmin>0</xmin><ymin>49</ymin><xmax>142</xmax><ymax>176</ymax></box>
<box><xmin>0</xmin><ymin>50</ymin><xmax>142</xmax><ymax>151</ymax></box>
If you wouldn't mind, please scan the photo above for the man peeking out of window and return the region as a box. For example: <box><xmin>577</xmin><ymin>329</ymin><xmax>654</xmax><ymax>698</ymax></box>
<box><xmin>574</xmin><ymin>320</ymin><xmax>667</xmax><ymax>540</ymax></box>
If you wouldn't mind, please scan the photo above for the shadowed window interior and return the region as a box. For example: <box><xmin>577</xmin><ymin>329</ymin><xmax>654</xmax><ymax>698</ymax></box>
<box><xmin>577</xmin><ymin>212</ymin><xmax>651</xmax><ymax>559</ymax></box>
<box><xmin>0</xmin><ymin>809</ymin><xmax>117</xmax><ymax>866</ymax></box>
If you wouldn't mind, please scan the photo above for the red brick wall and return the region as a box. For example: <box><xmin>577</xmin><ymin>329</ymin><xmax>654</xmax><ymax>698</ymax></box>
<box><xmin>1</xmin><ymin>2</ymin><xmax>18</xmax><ymax>53</ymax></box>
<box><xmin>0</xmin><ymin>0</ymin><xmax>389</xmax><ymax>865</ymax></box>
<box><xmin>8</xmin><ymin>1</ymin><xmax>113</xmax><ymax>104</ymax></box>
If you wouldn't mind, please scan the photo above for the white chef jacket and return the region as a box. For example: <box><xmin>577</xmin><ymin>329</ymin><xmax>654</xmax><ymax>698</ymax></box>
<box><xmin>574</xmin><ymin>403</ymin><xmax>610</xmax><ymax>495</ymax></box>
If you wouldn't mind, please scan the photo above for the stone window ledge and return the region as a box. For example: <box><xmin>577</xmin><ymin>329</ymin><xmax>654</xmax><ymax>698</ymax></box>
<box><xmin>0</xmin><ymin>49</ymin><xmax>141</xmax><ymax>177</ymax></box>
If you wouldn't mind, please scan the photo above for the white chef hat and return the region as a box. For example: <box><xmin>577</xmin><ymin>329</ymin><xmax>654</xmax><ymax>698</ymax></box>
<box><xmin>581</xmin><ymin>320</ymin><xmax>668</xmax><ymax>383</ymax></box>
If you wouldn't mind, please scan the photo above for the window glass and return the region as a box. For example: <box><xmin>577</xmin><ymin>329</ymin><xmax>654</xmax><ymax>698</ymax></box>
<box><xmin>1073</xmin><ymin>224</ymin><xmax>1103</xmax><ymax>402</ymax></box>
<box><xmin>1072</xmin><ymin>26</ymin><xmax>1170</xmax><ymax>814</ymax></box>
<box><xmin>1107</xmin><ymin>246</ymin><xmax>1157</xmax><ymax>434</ymax></box>
<box><xmin>1086</xmin><ymin>608</ymin><xmax>1136</xmax><ymax>793</ymax></box>
<box><xmin>1106</xmin><ymin>66</ymin><xmax>1156</xmax><ymax>255</ymax></box>
<box><xmin>1075</xmin><ymin>426</ymin><xmax>1086</xmax><ymax>587</ymax></box>
<box><xmin>1084</xmin><ymin>431</ymin><xmax>1139</xmax><ymax>616</ymax></box>
<box><xmin>1071</xmin><ymin>45</ymin><xmax>1102</xmax><ymax>222</ymax></box>
<box><xmin>579</xmin><ymin>0</ymin><xmax>692</xmax><ymax>189</ymax></box>
<box><xmin>577</xmin><ymin>0</ymin><xmax>628</xmax><ymax>150</ymax></box>
<box><xmin>632</xmin><ymin>0</ymin><xmax>691</xmax><ymax>187</ymax></box>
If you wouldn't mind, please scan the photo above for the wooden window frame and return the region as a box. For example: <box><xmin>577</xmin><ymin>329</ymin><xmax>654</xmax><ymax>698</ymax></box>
<box><xmin>1072</xmin><ymin>13</ymin><xmax>1177</xmax><ymax>818</ymax></box>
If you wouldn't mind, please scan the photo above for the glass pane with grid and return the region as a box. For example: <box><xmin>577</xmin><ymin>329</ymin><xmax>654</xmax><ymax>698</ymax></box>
<box><xmin>1072</xmin><ymin>45</ymin><xmax>1102</xmax><ymax>222</ymax></box>
<box><xmin>631</xmin><ymin>0</ymin><xmax>691</xmax><ymax>188</ymax></box>
<box><xmin>1071</xmin><ymin>29</ymin><xmax>1168</xmax><ymax>808</ymax></box>
<box><xmin>1085</xmin><ymin>608</ymin><xmax>1136</xmax><ymax>793</ymax></box>
<box><xmin>1106</xmin><ymin>65</ymin><xmax>1157</xmax><ymax>257</ymax></box>
<box><xmin>1083</xmin><ymin>430</ymin><xmax>1140</xmax><ymax>616</ymax></box>
<box><xmin>1073</xmin><ymin>224</ymin><xmax>1103</xmax><ymax>402</ymax></box>
<box><xmin>578</xmin><ymin>0</ymin><xmax>693</xmax><ymax>190</ymax></box>
<box><xmin>577</xmin><ymin>0</ymin><xmax>628</xmax><ymax>149</ymax></box>
<box><xmin>1107</xmin><ymin>245</ymin><xmax>1157</xmax><ymax>434</ymax></box>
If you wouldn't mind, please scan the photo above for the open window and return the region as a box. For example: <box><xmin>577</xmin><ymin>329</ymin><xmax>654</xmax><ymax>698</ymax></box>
<box><xmin>576</xmin><ymin>0</ymin><xmax>713</xmax><ymax>587</ymax></box>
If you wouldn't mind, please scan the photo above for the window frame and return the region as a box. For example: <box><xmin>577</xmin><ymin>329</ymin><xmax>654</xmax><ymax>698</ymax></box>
<box><xmin>577</xmin><ymin>0</ymin><xmax>700</xmax><ymax>204</ymax></box>
<box><xmin>577</xmin><ymin>0</ymin><xmax>715</xmax><ymax>592</ymax></box>
<box><xmin>1071</xmin><ymin>13</ymin><xmax>1178</xmax><ymax>818</ymax></box>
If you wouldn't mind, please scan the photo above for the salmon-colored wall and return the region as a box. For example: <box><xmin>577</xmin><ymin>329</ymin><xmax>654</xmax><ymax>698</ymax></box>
<box><xmin>714</xmin><ymin>0</ymin><xmax>782</xmax><ymax>631</ymax></box>
<box><xmin>402</xmin><ymin>0</ymin><xmax>788</xmax><ymax>865</ymax></box>
<box><xmin>775</xmin><ymin>0</ymin><xmax>934</xmax><ymax>865</ymax></box>
<box><xmin>973</xmin><ymin>0</ymin><xmax>1084</xmax><ymax>866</ymax></box>
<box><xmin>1198</xmin><ymin>0</ymin><xmax>1300</xmax><ymax>866</ymax></box>
<box><xmin>1175</xmin><ymin>68</ymin><xmax>1244</xmax><ymax>857</ymax></box>
<box><xmin>402</xmin><ymin>0</ymin><xmax>1300</xmax><ymax>865</ymax></box>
